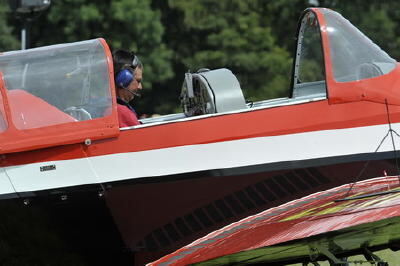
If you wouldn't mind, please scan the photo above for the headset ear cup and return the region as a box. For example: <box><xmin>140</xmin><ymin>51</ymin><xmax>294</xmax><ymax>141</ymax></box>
<box><xmin>116</xmin><ymin>69</ymin><xmax>134</xmax><ymax>88</ymax></box>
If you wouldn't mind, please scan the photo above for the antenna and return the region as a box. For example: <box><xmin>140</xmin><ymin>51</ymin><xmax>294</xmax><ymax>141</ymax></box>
<box><xmin>385</xmin><ymin>99</ymin><xmax>400</xmax><ymax>176</ymax></box>
<box><xmin>342</xmin><ymin>98</ymin><xmax>400</xmax><ymax>199</ymax></box>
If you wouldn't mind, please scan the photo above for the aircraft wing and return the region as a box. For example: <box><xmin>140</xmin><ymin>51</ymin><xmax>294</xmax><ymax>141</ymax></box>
<box><xmin>150</xmin><ymin>176</ymin><xmax>400</xmax><ymax>265</ymax></box>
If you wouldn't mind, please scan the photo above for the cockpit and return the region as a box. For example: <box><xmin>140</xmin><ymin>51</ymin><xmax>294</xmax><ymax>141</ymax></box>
<box><xmin>0</xmin><ymin>39</ymin><xmax>112</xmax><ymax>130</ymax></box>
<box><xmin>0</xmin><ymin>39</ymin><xmax>118</xmax><ymax>154</ymax></box>
<box><xmin>293</xmin><ymin>8</ymin><xmax>398</xmax><ymax>105</ymax></box>
<box><xmin>146</xmin><ymin>8</ymin><xmax>400</xmax><ymax>124</ymax></box>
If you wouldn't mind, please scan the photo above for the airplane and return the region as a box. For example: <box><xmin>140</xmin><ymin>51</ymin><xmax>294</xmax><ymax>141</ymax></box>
<box><xmin>1</xmin><ymin>6</ymin><xmax>400</xmax><ymax>264</ymax></box>
<box><xmin>150</xmin><ymin>175</ymin><xmax>400</xmax><ymax>265</ymax></box>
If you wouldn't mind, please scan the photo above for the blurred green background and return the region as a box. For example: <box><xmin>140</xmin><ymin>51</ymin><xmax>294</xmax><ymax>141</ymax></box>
<box><xmin>2</xmin><ymin>0</ymin><xmax>400</xmax><ymax>117</ymax></box>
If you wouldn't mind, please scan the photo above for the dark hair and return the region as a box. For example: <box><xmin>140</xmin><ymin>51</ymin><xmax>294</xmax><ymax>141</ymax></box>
<box><xmin>112</xmin><ymin>49</ymin><xmax>142</xmax><ymax>78</ymax></box>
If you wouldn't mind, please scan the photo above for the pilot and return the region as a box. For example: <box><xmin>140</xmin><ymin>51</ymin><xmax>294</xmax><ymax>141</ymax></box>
<box><xmin>113</xmin><ymin>50</ymin><xmax>143</xmax><ymax>127</ymax></box>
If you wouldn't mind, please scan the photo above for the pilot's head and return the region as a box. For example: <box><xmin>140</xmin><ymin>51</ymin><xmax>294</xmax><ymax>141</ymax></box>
<box><xmin>115</xmin><ymin>66</ymin><xmax>143</xmax><ymax>102</ymax></box>
<box><xmin>113</xmin><ymin>50</ymin><xmax>143</xmax><ymax>102</ymax></box>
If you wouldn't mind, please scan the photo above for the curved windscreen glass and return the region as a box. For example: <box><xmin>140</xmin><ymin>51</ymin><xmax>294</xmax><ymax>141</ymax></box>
<box><xmin>297</xmin><ymin>13</ymin><xmax>325</xmax><ymax>83</ymax></box>
<box><xmin>0</xmin><ymin>39</ymin><xmax>111</xmax><ymax>130</ymax></box>
<box><xmin>323</xmin><ymin>9</ymin><xmax>396</xmax><ymax>82</ymax></box>
<box><xmin>292</xmin><ymin>11</ymin><xmax>326</xmax><ymax>98</ymax></box>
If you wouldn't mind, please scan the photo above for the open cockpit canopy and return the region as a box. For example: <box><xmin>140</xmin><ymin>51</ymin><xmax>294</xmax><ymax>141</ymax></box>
<box><xmin>0</xmin><ymin>39</ymin><xmax>119</xmax><ymax>154</ymax></box>
<box><xmin>293</xmin><ymin>8</ymin><xmax>400</xmax><ymax>105</ymax></box>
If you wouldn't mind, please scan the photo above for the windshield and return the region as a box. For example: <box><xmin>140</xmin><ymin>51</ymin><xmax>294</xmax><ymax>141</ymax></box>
<box><xmin>322</xmin><ymin>9</ymin><xmax>396</xmax><ymax>82</ymax></box>
<box><xmin>292</xmin><ymin>11</ymin><xmax>326</xmax><ymax>98</ymax></box>
<box><xmin>297</xmin><ymin>12</ymin><xmax>325</xmax><ymax>83</ymax></box>
<box><xmin>0</xmin><ymin>39</ymin><xmax>112</xmax><ymax>130</ymax></box>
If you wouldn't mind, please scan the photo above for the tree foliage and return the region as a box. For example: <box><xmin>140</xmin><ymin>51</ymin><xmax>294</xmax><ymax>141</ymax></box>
<box><xmin>166</xmin><ymin>0</ymin><xmax>292</xmax><ymax>101</ymax></box>
<box><xmin>0</xmin><ymin>0</ymin><xmax>19</xmax><ymax>51</ymax></box>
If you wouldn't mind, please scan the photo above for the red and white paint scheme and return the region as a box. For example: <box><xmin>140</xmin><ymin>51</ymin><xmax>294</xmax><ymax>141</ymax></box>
<box><xmin>1</xmin><ymin>7</ymin><xmax>400</xmax><ymax>264</ymax></box>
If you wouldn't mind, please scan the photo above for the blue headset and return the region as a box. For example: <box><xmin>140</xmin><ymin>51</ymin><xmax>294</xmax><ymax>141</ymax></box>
<box><xmin>116</xmin><ymin>68</ymin><xmax>134</xmax><ymax>88</ymax></box>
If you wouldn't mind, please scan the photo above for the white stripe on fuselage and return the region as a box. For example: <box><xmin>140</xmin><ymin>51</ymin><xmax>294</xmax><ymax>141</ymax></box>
<box><xmin>1</xmin><ymin>123</ymin><xmax>399</xmax><ymax>195</ymax></box>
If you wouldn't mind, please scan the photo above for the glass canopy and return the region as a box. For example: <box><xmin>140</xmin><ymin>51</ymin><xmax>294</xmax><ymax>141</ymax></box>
<box><xmin>0</xmin><ymin>39</ymin><xmax>112</xmax><ymax>130</ymax></box>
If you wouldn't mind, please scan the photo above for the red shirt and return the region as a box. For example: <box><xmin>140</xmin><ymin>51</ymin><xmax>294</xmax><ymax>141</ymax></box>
<box><xmin>117</xmin><ymin>104</ymin><xmax>140</xmax><ymax>127</ymax></box>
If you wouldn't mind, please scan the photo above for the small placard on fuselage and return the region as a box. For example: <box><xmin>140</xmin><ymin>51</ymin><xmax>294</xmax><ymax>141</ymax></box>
<box><xmin>40</xmin><ymin>165</ymin><xmax>56</xmax><ymax>172</ymax></box>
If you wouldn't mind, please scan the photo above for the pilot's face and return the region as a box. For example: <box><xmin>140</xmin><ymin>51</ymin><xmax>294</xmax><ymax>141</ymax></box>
<box><xmin>118</xmin><ymin>67</ymin><xmax>143</xmax><ymax>102</ymax></box>
<box><xmin>130</xmin><ymin>67</ymin><xmax>143</xmax><ymax>93</ymax></box>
